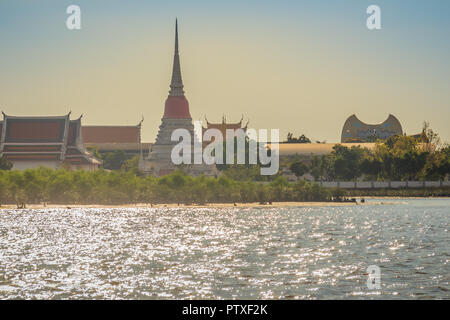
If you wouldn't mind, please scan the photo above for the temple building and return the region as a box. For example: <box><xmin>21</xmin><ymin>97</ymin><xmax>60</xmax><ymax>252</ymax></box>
<box><xmin>82</xmin><ymin>119</ymin><xmax>151</xmax><ymax>158</ymax></box>
<box><xmin>202</xmin><ymin>115</ymin><xmax>248</xmax><ymax>141</ymax></box>
<box><xmin>141</xmin><ymin>20</ymin><xmax>217</xmax><ymax>176</ymax></box>
<box><xmin>341</xmin><ymin>114</ymin><xmax>403</xmax><ymax>143</ymax></box>
<box><xmin>0</xmin><ymin>112</ymin><xmax>101</xmax><ymax>170</ymax></box>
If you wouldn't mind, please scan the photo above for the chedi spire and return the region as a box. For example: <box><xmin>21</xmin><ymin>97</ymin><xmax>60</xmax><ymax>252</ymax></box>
<box><xmin>163</xmin><ymin>19</ymin><xmax>191</xmax><ymax>119</ymax></box>
<box><xmin>141</xmin><ymin>19</ymin><xmax>217</xmax><ymax>177</ymax></box>
<box><xmin>169</xmin><ymin>18</ymin><xmax>184</xmax><ymax>96</ymax></box>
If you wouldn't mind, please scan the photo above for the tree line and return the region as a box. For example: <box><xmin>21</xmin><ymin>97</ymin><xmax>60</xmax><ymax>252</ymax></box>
<box><xmin>0</xmin><ymin>168</ymin><xmax>340</xmax><ymax>206</ymax></box>
<box><xmin>289</xmin><ymin>124</ymin><xmax>450</xmax><ymax>181</ymax></box>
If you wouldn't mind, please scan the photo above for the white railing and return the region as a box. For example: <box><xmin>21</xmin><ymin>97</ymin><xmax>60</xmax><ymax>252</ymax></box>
<box><xmin>318</xmin><ymin>181</ymin><xmax>450</xmax><ymax>189</ymax></box>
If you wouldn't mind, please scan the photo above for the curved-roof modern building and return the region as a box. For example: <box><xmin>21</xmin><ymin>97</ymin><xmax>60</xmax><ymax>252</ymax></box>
<box><xmin>341</xmin><ymin>114</ymin><xmax>403</xmax><ymax>143</ymax></box>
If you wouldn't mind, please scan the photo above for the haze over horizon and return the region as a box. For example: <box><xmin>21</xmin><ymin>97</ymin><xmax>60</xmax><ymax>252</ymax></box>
<box><xmin>1</xmin><ymin>0</ymin><xmax>449</xmax><ymax>143</ymax></box>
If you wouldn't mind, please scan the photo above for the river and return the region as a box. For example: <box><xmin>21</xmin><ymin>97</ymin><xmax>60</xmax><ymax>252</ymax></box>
<box><xmin>0</xmin><ymin>198</ymin><xmax>448</xmax><ymax>299</ymax></box>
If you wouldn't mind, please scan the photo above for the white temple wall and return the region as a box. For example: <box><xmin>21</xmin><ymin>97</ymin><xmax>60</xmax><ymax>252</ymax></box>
<box><xmin>11</xmin><ymin>160</ymin><xmax>60</xmax><ymax>170</ymax></box>
<box><xmin>318</xmin><ymin>180</ymin><xmax>449</xmax><ymax>189</ymax></box>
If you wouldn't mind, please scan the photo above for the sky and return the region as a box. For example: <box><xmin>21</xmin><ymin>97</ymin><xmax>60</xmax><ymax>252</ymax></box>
<box><xmin>1</xmin><ymin>0</ymin><xmax>449</xmax><ymax>143</ymax></box>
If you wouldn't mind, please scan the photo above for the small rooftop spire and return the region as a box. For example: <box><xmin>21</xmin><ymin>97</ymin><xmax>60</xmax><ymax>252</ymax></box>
<box><xmin>169</xmin><ymin>18</ymin><xmax>184</xmax><ymax>96</ymax></box>
<box><xmin>175</xmin><ymin>18</ymin><xmax>179</xmax><ymax>54</ymax></box>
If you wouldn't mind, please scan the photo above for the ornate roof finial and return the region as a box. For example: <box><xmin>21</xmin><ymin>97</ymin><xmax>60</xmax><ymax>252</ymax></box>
<box><xmin>138</xmin><ymin>115</ymin><xmax>144</xmax><ymax>127</ymax></box>
<box><xmin>169</xmin><ymin>18</ymin><xmax>184</xmax><ymax>96</ymax></box>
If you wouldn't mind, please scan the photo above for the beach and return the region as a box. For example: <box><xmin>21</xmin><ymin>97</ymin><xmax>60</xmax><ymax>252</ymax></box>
<box><xmin>0</xmin><ymin>199</ymin><xmax>408</xmax><ymax>210</ymax></box>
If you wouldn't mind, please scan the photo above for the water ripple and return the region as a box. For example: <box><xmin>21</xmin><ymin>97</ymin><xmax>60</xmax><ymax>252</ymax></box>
<box><xmin>0</xmin><ymin>199</ymin><xmax>449</xmax><ymax>299</ymax></box>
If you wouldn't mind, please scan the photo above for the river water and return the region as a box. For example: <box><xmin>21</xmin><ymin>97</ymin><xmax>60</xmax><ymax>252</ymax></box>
<box><xmin>0</xmin><ymin>199</ymin><xmax>448</xmax><ymax>299</ymax></box>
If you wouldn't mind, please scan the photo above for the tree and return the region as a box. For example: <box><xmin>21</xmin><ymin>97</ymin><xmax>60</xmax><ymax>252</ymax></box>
<box><xmin>360</xmin><ymin>157</ymin><xmax>382</xmax><ymax>180</ymax></box>
<box><xmin>421</xmin><ymin>146</ymin><xmax>450</xmax><ymax>180</ymax></box>
<box><xmin>0</xmin><ymin>156</ymin><xmax>12</xmax><ymax>170</ymax></box>
<box><xmin>392</xmin><ymin>150</ymin><xmax>427</xmax><ymax>180</ymax></box>
<box><xmin>298</xmin><ymin>134</ymin><xmax>311</xmax><ymax>143</ymax></box>
<box><xmin>269</xmin><ymin>176</ymin><xmax>289</xmax><ymax>201</ymax></box>
<box><xmin>309</xmin><ymin>155</ymin><xmax>323</xmax><ymax>181</ymax></box>
<box><xmin>330</xmin><ymin>145</ymin><xmax>365</xmax><ymax>180</ymax></box>
<box><xmin>123</xmin><ymin>155</ymin><xmax>144</xmax><ymax>175</ymax></box>
<box><xmin>290</xmin><ymin>161</ymin><xmax>309</xmax><ymax>177</ymax></box>
<box><xmin>102</xmin><ymin>150</ymin><xmax>128</xmax><ymax>170</ymax></box>
<box><xmin>216</xmin><ymin>136</ymin><xmax>271</xmax><ymax>180</ymax></box>
<box><xmin>285</xmin><ymin>133</ymin><xmax>311</xmax><ymax>143</ymax></box>
<box><xmin>421</xmin><ymin>121</ymin><xmax>441</xmax><ymax>153</ymax></box>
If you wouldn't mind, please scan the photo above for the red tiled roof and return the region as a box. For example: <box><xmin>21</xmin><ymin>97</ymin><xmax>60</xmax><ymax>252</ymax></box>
<box><xmin>0</xmin><ymin>114</ymin><xmax>101</xmax><ymax>167</ymax></box>
<box><xmin>201</xmin><ymin>120</ymin><xmax>247</xmax><ymax>141</ymax></box>
<box><xmin>5</xmin><ymin>119</ymin><xmax>65</xmax><ymax>142</ymax></box>
<box><xmin>82</xmin><ymin>126</ymin><xmax>140</xmax><ymax>143</ymax></box>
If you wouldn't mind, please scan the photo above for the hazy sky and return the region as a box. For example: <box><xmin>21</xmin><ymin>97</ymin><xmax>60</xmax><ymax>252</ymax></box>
<box><xmin>1</xmin><ymin>0</ymin><xmax>449</xmax><ymax>143</ymax></box>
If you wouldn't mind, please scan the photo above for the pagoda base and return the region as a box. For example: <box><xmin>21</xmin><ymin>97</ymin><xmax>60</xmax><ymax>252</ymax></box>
<box><xmin>141</xmin><ymin>160</ymin><xmax>218</xmax><ymax>177</ymax></box>
<box><xmin>141</xmin><ymin>118</ymin><xmax>218</xmax><ymax>177</ymax></box>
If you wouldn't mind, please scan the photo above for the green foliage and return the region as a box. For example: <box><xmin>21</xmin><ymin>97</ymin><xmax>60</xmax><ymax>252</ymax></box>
<box><xmin>0</xmin><ymin>156</ymin><xmax>13</xmax><ymax>170</ymax></box>
<box><xmin>287</xmin><ymin>124</ymin><xmax>450</xmax><ymax>181</ymax></box>
<box><xmin>290</xmin><ymin>161</ymin><xmax>308</xmax><ymax>177</ymax></box>
<box><xmin>0</xmin><ymin>168</ymin><xmax>334</xmax><ymax>205</ymax></box>
<box><xmin>86</xmin><ymin>148</ymin><xmax>144</xmax><ymax>174</ymax></box>
<box><xmin>221</xmin><ymin>164</ymin><xmax>275</xmax><ymax>181</ymax></box>
<box><xmin>213</xmin><ymin>135</ymin><xmax>278</xmax><ymax>182</ymax></box>
<box><xmin>216</xmin><ymin>136</ymin><xmax>269</xmax><ymax>171</ymax></box>
<box><xmin>123</xmin><ymin>155</ymin><xmax>145</xmax><ymax>176</ymax></box>
<box><xmin>102</xmin><ymin>150</ymin><xmax>128</xmax><ymax>170</ymax></box>
<box><xmin>285</xmin><ymin>133</ymin><xmax>311</xmax><ymax>143</ymax></box>
<box><xmin>331</xmin><ymin>144</ymin><xmax>365</xmax><ymax>180</ymax></box>
<box><xmin>293</xmin><ymin>145</ymin><xmax>369</xmax><ymax>181</ymax></box>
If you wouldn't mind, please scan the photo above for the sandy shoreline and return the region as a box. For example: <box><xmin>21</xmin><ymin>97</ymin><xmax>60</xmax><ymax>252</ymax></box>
<box><xmin>0</xmin><ymin>198</ymin><xmax>419</xmax><ymax>210</ymax></box>
<box><xmin>0</xmin><ymin>202</ymin><xmax>356</xmax><ymax>210</ymax></box>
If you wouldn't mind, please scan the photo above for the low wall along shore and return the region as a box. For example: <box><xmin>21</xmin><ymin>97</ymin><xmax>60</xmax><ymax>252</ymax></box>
<box><xmin>318</xmin><ymin>181</ymin><xmax>450</xmax><ymax>189</ymax></box>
